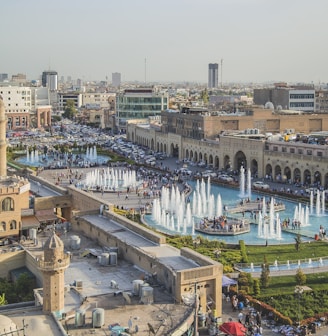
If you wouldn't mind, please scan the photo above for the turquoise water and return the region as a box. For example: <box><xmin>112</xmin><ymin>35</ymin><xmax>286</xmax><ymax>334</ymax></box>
<box><xmin>144</xmin><ymin>181</ymin><xmax>327</xmax><ymax>245</ymax></box>
<box><xmin>16</xmin><ymin>153</ymin><xmax>110</xmax><ymax>168</ymax></box>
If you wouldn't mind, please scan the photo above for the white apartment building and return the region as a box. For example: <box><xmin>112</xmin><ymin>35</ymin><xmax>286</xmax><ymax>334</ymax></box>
<box><xmin>0</xmin><ymin>86</ymin><xmax>51</xmax><ymax>130</ymax></box>
<box><xmin>0</xmin><ymin>86</ymin><xmax>32</xmax><ymax>130</ymax></box>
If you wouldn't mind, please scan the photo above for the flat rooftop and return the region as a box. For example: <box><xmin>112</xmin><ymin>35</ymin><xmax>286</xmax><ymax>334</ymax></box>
<box><xmin>82</xmin><ymin>214</ymin><xmax>199</xmax><ymax>272</ymax></box>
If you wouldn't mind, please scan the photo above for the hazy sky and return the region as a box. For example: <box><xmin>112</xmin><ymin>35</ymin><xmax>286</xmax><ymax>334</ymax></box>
<box><xmin>2</xmin><ymin>0</ymin><xmax>328</xmax><ymax>84</ymax></box>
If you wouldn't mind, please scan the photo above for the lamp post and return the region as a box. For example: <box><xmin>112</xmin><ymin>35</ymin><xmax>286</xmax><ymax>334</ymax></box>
<box><xmin>295</xmin><ymin>286</ymin><xmax>304</xmax><ymax>325</ymax></box>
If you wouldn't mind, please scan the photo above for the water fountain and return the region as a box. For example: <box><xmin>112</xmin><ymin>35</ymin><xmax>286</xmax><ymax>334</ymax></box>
<box><xmin>316</xmin><ymin>192</ymin><xmax>321</xmax><ymax>216</ymax></box>
<box><xmin>240</xmin><ymin>166</ymin><xmax>245</xmax><ymax>197</ymax></box>
<box><xmin>239</xmin><ymin>166</ymin><xmax>252</xmax><ymax>199</ymax></box>
<box><xmin>293</xmin><ymin>203</ymin><xmax>310</xmax><ymax>227</ymax></box>
<box><xmin>257</xmin><ymin>197</ymin><xmax>282</xmax><ymax>240</ymax></box>
<box><xmin>247</xmin><ymin>168</ymin><xmax>252</xmax><ymax>198</ymax></box>
<box><xmin>145</xmin><ymin>177</ymin><xmax>327</xmax><ymax>245</ymax></box>
<box><xmin>83</xmin><ymin>168</ymin><xmax>138</xmax><ymax>191</ymax></box>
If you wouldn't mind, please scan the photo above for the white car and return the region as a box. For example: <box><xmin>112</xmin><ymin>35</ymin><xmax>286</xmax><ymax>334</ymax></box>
<box><xmin>253</xmin><ymin>181</ymin><xmax>270</xmax><ymax>190</ymax></box>
<box><xmin>218</xmin><ymin>174</ymin><xmax>234</xmax><ymax>182</ymax></box>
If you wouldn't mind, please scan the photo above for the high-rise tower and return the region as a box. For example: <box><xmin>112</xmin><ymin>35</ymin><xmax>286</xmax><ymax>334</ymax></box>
<box><xmin>38</xmin><ymin>232</ymin><xmax>70</xmax><ymax>315</ymax></box>
<box><xmin>208</xmin><ymin>63</ymin><xmax>219</xmax><ymax>89</ymax></box>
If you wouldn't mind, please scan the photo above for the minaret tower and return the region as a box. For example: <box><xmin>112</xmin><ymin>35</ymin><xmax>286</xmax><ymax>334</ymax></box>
<box><xmin>0</xmin><ymin>96</ymin><xmax>7</xmax><ymax>178</ymax></box>
<box><xmin>38</xmin><ymin>231</ymin><xmax>70</xmax><ymax>315</ymax></box>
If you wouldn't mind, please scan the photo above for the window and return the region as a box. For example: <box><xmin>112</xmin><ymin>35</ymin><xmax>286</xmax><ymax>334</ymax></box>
<box><xmin>273</xmin><ymin>146</ymin><xmax>278</xmax><ymax>151</ymax></box>
<box><xmin>0</xmin><ymin>222</ymin><xmax>5</xmax><ymax>231</ymax></box>
<box><xmin>298</xmin><ymin>149</ymin><xmax>303</xmax><ymax>154</ymax></box>
<box><xmin>290</xmin><ymin>148</ymin><xmax>295</xmax><ymax>153</ymax></box>
<box><xmin>307</xmin><ymin>150</ymin><xmax>312</xmax><ymax>155</ymax></box>
<box><xmin>10</xmin><ymin>220</ymin><xmax>16</xmax><ymax>230</ymax></box>
<box><xmin>2</xmin><ymin>197</ymin><xmax>14</xmax><ymax>211</ymax></box>
<box><xmin>282</xmin><ymin>147</ymin><xmax>287</xmax><ymax>153</ymax></box>
<box><xmin>317</xmin><ymin>151</ymin><xmax>323</xmax><ymax>157</ymax></box>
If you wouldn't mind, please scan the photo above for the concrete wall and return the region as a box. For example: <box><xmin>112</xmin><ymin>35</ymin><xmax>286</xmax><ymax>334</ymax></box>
<box><xmin>0</xmin><ymin>250</ymin><xmax>25</xmax><ymax>279</ymax></box>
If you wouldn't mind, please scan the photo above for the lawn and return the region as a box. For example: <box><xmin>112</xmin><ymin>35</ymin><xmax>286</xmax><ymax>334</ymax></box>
<box><xmin>245</xmin><ymin>240</ymin><xmax>328</xmax><ymax>264</ymax></box>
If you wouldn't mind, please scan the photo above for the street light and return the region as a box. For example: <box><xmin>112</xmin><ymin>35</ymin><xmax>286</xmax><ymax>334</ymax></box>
<box><xmin>295</xmin><ymin>285</ymin><xmax>304</xmax><ymax>325</ymax></box>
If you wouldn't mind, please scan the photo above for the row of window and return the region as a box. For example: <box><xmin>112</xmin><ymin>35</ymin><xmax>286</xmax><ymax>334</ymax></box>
<box><xmin>290</xmin><ymin>94</ymin><xmax>314</xmax><ymax>99</ymax></box>
<box><xmin>290</xmin><ymin>102</ymin><xmax>314</xmax><ymax>107</ymax></box>
<box><xmin>272</xmin><ymin>146</ymin><xmax>323</xmax><ymax>156</ymax></box>
<box><xmin>0</xmin><ymin>220</ymin><xmax>17</xmax><ymax>231</ymax></box>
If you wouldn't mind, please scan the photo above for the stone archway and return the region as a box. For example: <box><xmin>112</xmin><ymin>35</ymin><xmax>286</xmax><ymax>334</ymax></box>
<box><xmin>324</xmin><ymin>173</ymin><xmax>328</xmax><ymax>189</ymax></box>
<box><xmin>314</xmin><ymin>171</ymin><xmax>322</xmax><ymax>187</ymax></box>
<box><xmin>251</xmin><ymin>159</ymin><xmax>258</xmax><ymax>177</ymax></box>
<box><xmin>194</xmin><ymin>152</ymin><xmax>198</xmax><ymax>162</ymax></box>
<box><xmin>224</xmin><ymin>155</ymin><xmax>231</xmax><ymax>171</ymax></box>
<box><xmin>284</xmin><ymin>166</ymin><xmax>292</xmax><ymax>183</ymax></box>
<box><xmin>274</xmin><ymin>165</ymin><xmax>282</xmax><ymax>182</ymax></box>
<box><xmin>293</xmin><ymin>168</ymin><xmax>301</xmax><ymax>184</ymax></box>
<box><xmin>234</xmin><ymin>151</ymin><xmax>247</xmax><ymax>171</ymax></box>
<box><xmin>203</xmin><ymin>153</ymin><xmax>208</xmax><ymax>165</ymax></box>
<box><xmin>214</xmin><ymin>156</ymin><xmax>219</xmax><ymax>170</ymax></box>
<box><xmin>265</xmin><ymin>164</ymin><xmax>272</xmax><ymax>179</ymax></box>
<box><xmin>151</xmin><ymin>139</ymin><xmax>154</xmax><ymax>151</ymax></box>
<box><xmin>304</xmin><ymin>169</ymin><xmax>311</xmax><ymax>186</ymax></box>
<box><xmin>185</xmin><ymin>149</ymin><xmax>189</xmax><ymax>160</ymax></box>
<box><xmin>208</xmin><ymin>154</ymin><xmax>214</xmax><ymax>167</ymax></box>
<box><xmin>190</xmin><ymin>150</ymin><xmax>194</xmax><ymax>162</ymax></box>
<box><xmin>170</xmin><ymin>143</ymin><xmax>179</xmax><ymax>157</ymax></box>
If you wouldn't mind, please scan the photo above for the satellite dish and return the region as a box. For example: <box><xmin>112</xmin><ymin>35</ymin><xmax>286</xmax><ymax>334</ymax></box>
<box><xmin>123</xmin><ymin>292</ymin><xmax>131</xmax><ymax>304</ymax></box>
<box><xmin>148</xmin><ymin>323</ymin><xmax>155</xmax><ymax>334</ymax></box>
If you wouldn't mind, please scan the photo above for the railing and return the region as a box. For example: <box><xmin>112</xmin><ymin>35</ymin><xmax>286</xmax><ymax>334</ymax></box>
<box><xmin>38</xmin><ymin>256</ymin><xmax>70</xmax><ymax>270</ymax></box>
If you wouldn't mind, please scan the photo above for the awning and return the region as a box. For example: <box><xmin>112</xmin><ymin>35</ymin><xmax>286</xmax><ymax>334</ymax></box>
<box><xmin>21</xmin><ymin>216</ymin><xmax>40</xmax><ymax>229</ymax></box>
<box><xmin>222</xmin><ymin>275</ymin><xmax>237</xmax><ymax>287</ymax></box>
<box><xmin>35</xmin><ymin>209</ymin><xmax>57</xmax><ymax>223</ymax></box>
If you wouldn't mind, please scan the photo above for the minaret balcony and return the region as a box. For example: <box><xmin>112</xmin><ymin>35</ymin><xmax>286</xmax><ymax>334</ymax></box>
<box><xmin>38</xmin><ymin>255</ymin><xmax>70</xmax><ymax>271</ymax></box>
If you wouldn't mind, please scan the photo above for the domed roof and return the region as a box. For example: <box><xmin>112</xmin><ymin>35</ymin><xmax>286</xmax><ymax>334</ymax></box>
<box><xmin>0</xmin><ymin>315</ymin><xmax>17</xmax><ymax>332</ymax></box>
<box><xmin>264</xmin><ymin>101</ymin><xmax>274</xmax><ymax>110</ymax></box>
<box><xmin>44</xmin><ymin>232</ymin><xmax>64</xmax><ymax>250</ymax></box>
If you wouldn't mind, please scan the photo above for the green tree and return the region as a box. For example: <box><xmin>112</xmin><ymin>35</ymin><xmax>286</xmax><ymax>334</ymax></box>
<box><xmin>295</xmin><ymin>234</ymin><xmax>302</xmax><ymax>252</ymax></box>
<box><xmin>295</xmin><ymin>268</ymin><xmax>306</xmax><ymax>285</ymax></box>
<box><xmin>62</xmin><ymin>100</ymin><xmax>77</xmax><ymax>120</ymax></box>
<box><xmin>0</xmin><ymin>293</ymin><xmax>7</xmax><ymax>305</ymax></box>
<box><xmin>200</xmin><ymin>88</ymin><xmax>209</xmax><ymax>104</ymax></box>
<box><xmin>253</xmin><ymin>278</ymin><xmax>261</xmax><ymax>296</ymax></box>
<box><xmin>260</xmin><ymin>255</ymin><xmax>270</xmax><ymax>288</ymax></box>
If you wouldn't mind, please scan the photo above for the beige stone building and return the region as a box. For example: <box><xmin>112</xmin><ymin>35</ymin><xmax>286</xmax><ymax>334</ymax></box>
<box><xmin>160</xmin><ymin>106</ymin><xmax>328</xmax><ymax>140</ymax></box>
<box><xmin>127</xmin><ymin>107</ymin><xmax>328</xmax><ymax>186</ymax></box>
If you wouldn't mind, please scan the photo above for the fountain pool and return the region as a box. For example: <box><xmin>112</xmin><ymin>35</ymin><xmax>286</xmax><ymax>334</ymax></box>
<box><xmin>17</xmin><ymin>146</ymin><xmax>110</xmax><ymax>168</ymax></box>
<box><xmin>144</xmin><ymin>179</ymin><xmax>327</xmax><ymax>245</ymax></box>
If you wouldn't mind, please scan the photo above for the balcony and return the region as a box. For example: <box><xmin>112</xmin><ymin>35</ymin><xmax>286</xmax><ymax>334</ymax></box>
<box><xmin>38</xmin><ymin>255</ymin><xmax>70</xmax><ymax>271</ymax></box>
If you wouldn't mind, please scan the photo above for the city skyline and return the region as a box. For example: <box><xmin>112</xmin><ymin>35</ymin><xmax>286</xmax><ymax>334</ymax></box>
<box><xmin>2</xmin><ymin>0</ymin><xmax>328</xmax><ymax>84</ymax></box>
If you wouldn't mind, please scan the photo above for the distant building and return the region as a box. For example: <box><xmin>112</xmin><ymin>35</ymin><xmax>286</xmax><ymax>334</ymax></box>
<box><xmin>0</xmin><ymin>74</ymin><xmax>8</xmax><ymax>82</ymax></box>
<box><xmin>253</xmin><ymin>83</ymin><xmax>315</xmax><ymax>113</ymax></box>
<box><xmin>11</xmin><ymin>73</ymin><xmax>27</xmax><ymax>85</ymax></box>
<box><xmin>315</xmin><ymin>90</ymin><xmax>328</xmax><ymax>113</ymax></box>
<box><xmin>83</xmin><ymin>92</ymin><xmax>116</xmax><ymax>109</ymax></box>
<box><xmin>0</xmin><ymin>86</ymin><xmax>32</xmax><ymax>130</ymax></box>
<box><xmin>112</xmin><ymin>72</ymin><xmax>121</xmax><ymax>87</ymax></box>
<box><xmin>58</xmin><ymin>92</ymin><xmax>82</xmax><ymax>110</ymax></box>
<box><xmin>116</xmin><ymin>88</ymin><xmax>168</xmax><ymax>133</ymax></box>
<box><xmin>41</xmin><ymin>71</ymin><xmax>58</xmax><ymax>91</ymax></box>
<box><xmin>208</xmin><ymin>63</ymin><xmax>218</xmax><ymax>89</ymax></box>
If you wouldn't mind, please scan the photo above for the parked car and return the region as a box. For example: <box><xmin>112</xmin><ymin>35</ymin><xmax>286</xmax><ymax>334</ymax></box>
<box><xmin>218</xmin><ymin>174</ymin><xmax>234</xmax><ymax>182</ymax></box>
<box><xmin>252</xmin><ymin>181</ymin><xmax>270</xmax><ymax>190</ymax></box>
